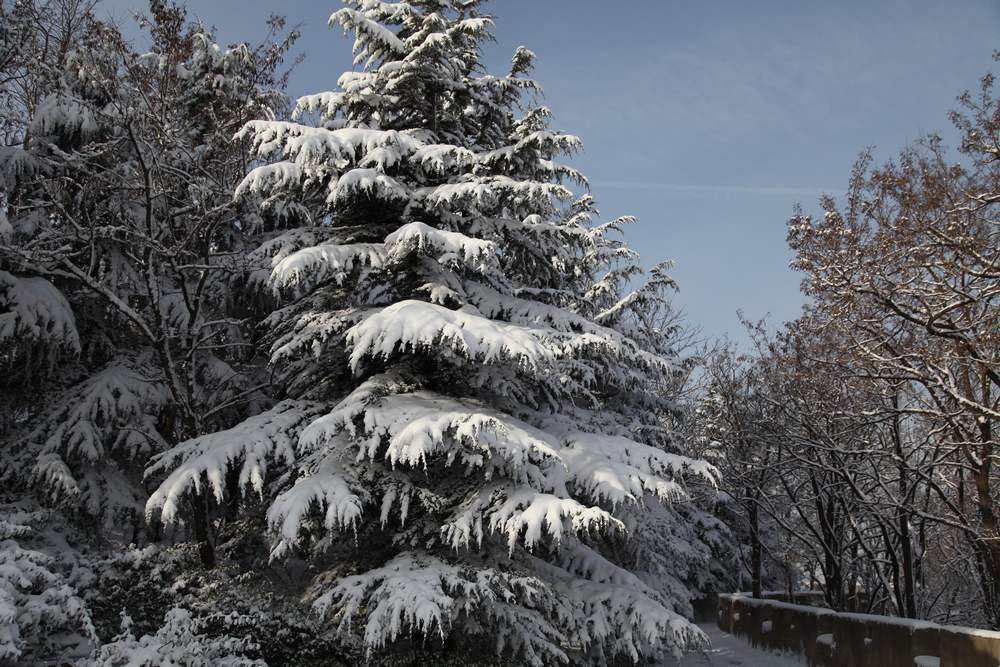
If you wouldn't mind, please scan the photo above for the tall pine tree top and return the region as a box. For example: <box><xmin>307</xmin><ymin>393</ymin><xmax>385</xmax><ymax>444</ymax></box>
<box><xmin>147</xmin><ymin>2</ymin><xmax>718</xmax><ymax>663</ymax></box>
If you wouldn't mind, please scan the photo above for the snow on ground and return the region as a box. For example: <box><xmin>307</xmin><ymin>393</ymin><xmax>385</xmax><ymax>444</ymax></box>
<box><xmin>664</xmin><ymin>623</ymin><xmax>804</xmax><ymax>667</ymax></box>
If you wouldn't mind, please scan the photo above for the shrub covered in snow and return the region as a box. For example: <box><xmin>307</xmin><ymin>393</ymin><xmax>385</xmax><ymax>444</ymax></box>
<box><xmin>89</xmin><ymin>608</ymin><xmax>264</xmax><ymax>667</ymax></box>
<box><xmin>0</xmin><ymin>504</ymin><xmax>96</xmax><ymax>664</ymax></box>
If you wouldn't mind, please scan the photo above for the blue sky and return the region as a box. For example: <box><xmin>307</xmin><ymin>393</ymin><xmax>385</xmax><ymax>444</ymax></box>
<box><xmin>103</xmin><ymin>0</ymin><xmax>1000</xmax><ymax>344</ymax></box>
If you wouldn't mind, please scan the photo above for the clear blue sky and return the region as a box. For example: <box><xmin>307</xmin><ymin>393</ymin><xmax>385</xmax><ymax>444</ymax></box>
<box><xmin>103</xmin><ymin>0</ymin><xmax>1000</xmax><ymax>344</ymax></box>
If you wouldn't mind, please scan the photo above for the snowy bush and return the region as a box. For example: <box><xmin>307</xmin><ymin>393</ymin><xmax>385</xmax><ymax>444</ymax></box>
<box><xmin>0</xmin><ymin>504</ymin><xmax>96</xmax><ymax>664</ymax></box>
<box><xmin>89</xmin><ymin>608</ymin><xmax>264</xmax><ymax>667</ymax></box>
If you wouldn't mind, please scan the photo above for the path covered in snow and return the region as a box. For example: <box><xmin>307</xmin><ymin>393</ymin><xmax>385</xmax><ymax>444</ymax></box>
<box><xmin>665</xmin><ymin>623</ymin><xmax>804</xmax><ymax>667</ymax></box>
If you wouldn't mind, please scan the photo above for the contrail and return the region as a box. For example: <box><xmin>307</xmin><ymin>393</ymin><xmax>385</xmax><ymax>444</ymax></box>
<box><xmin>592</xmin><ymin>180</ymin><xmax>836</xmax><ymax>197</ymax></box>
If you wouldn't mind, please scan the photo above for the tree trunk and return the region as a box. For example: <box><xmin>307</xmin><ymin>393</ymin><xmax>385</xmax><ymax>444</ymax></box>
<box><xmin>190</xmin><ymin>491</ymin><xmax>216</xmax><ymax>569</ymax></box>
<box><xmin>891</xmin><ymin>389</ymin><xmax>918</xmax><ymax>618</ymax></box>
<box><xmin>974</xmin><ymin>418</ymin><xmax>1000</xmax><ymax>627</ymax></box>
<box><xmin>748</xmin><ymin>488</ymin><xmax>762</xmax><ymax>598</ymax></box>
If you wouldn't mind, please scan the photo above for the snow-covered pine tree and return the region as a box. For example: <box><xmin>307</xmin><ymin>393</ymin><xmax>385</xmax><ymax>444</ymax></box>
<box><xmin>146</xmin><ymin>1</ymin><xmax>718</xmax><ymax>664</ymax></box>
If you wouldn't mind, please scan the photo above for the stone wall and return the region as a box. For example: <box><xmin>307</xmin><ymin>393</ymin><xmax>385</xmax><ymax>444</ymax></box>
<box><xmin>717</xmin><ymin>593</ymin><xmax>1000</xmax><ymax>667</ymax></box>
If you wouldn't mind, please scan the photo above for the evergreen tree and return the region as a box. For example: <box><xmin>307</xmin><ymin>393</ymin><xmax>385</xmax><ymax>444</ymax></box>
<box><xmin>148</xmin><ymin>2</ymin><xmax>718</xmax><ymax>664</ymax></box>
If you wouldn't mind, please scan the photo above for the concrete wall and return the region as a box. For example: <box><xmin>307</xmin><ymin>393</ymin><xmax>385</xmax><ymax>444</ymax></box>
<box><xmin>717</xmin><ymin>593</ymin><xmax>1000</xmax><ymax>667</ymax></box>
